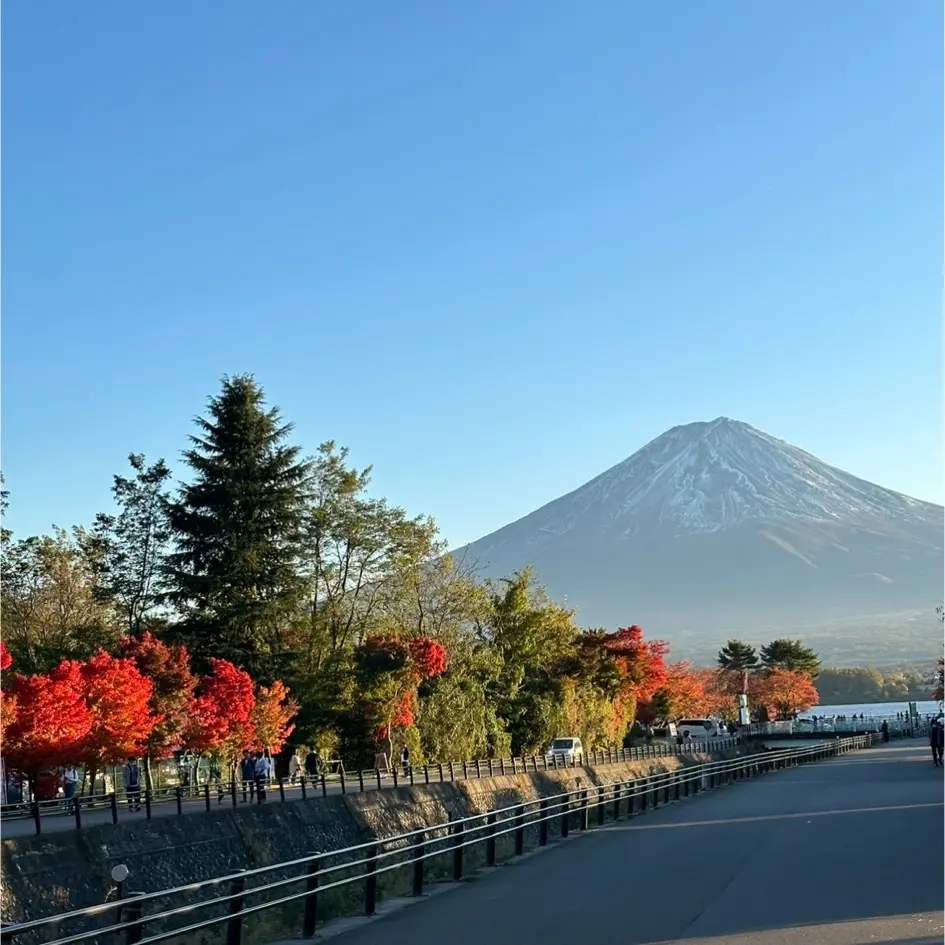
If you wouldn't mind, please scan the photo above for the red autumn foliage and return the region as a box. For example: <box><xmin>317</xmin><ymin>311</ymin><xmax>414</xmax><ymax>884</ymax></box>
<box><xmin>78</xmin><ymin>651</ymin><xmax>161</xmax><ymax>767</ymax></box>
<box><xmin>408</xmin><ymin>638</ymin><xmax>448</xmax><ymax>680</ymax></box>
<box><xmin>186</xmin><ymin>659</ymin><xmax>256</xmax><ymax>761</ymax></box>
<box><xmin>598</xmin><ymin>625</ymin><xmax>669</xmax><ymax>701</ymax></box>
<box><xmin>250</xmin><ymin>680</ymin><xmax>298</xmax><ymax>754</ymax></box>
<box><xmin>696</xmin><ymin>669</ymin><xmax>736</xmax><ymax>719</ymax></box>
<box><xmin>655</xmin><ymin>661</ymin><xmax>709</xmax><ymax>719</ymax></box>
<box><xmin>119</xmin><ymin>633</ymin><xmax>198</xmax><ymax>760</ymax></box>
<box><xmin>1</xmin><ymin>641</ymin><xmax>11</xmax><ymax>672</ymax></box>
<box><xmin>3</xmin><ymin>662</ymin><xmax>92</xmax><ymax>777</ymax></box>
<box><xmin>753</xmin><ymin>668</ymin><xmax>819</xmax><ymax>720</ymax></box>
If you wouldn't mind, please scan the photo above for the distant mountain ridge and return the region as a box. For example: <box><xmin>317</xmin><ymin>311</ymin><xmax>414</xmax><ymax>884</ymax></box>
<box><xmin>455</xmin><ymin>419</ymin><xmax>943</xmax><ymax>657</ymax></box>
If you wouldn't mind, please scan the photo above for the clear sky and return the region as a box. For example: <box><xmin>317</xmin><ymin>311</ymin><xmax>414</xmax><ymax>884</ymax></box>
<box><xmin>2</xmin><ymin>2</ymin><xmax>942</xmax><ymax>550</ymax></box>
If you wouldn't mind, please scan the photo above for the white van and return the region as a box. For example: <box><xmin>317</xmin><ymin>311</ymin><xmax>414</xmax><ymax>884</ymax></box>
<box><xmin>677</xmin><ymin>719</ymin><xmax>722</xmax><ymax>740</ymax></box>
<box><xmin>546</xmin><ymin>737</ymin><xmax>584</xmax><ymax>762</ymax></box>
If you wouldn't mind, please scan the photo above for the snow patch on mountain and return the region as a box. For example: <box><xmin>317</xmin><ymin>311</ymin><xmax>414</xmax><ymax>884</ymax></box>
<box><xmin>477</xmin><ymin>417</ymin><xmax>941</xmax><ymax>545</ymax></box>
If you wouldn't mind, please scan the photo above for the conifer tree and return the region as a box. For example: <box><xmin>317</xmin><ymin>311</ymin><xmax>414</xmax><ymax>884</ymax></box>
<box><xmin>166</xmin><ymin>375</ymin><xmax>311</xmax><ymax>680</ymax></box>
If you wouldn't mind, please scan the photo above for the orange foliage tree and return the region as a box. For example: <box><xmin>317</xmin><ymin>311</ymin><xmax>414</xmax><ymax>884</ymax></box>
<box><xmin>78</xmin><ymin>651</ymin><xmax>161</xmax><ymax>788</ymax></box>
<box><xmin>753</xmin><ymin>668</ymin><xmax>819</xmax><ymax>721</ymax></box>
<box><xmin>251</xmin><ymin>680</ymin><xmax>298</xmax><ymax>754</ymax></box>
<box><xmin>3</xmin><ymin>662</ymin><xmax>92</xmax><ymax>788</ymax></box>
<box><xmin>185</xmin><ymin>659</ymin><xmax>256</xmax><ymax>766</ymax></box>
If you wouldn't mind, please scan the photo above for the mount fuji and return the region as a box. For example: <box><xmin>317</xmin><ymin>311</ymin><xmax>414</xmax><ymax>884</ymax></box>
<box><xmin>455</xmin><ymin>419</ymin><xmax>943</xmax><ymax>660</ymax></box>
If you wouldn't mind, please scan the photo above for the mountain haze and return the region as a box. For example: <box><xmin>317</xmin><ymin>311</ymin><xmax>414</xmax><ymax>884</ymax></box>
<box><xmin>455</xmin><ymin>419</ymin><xmax>943</xmax><ymax>658</ymax></box>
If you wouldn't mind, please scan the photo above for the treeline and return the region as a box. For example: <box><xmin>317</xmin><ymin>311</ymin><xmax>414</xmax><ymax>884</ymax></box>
<box><xmin>815</xmin><ymin>666</ymin><xmax>939</xmax><ymax>706</ymax></box>
<box><xmin>0</xmin><ymin>375</ymin><xmax>833</xmax><ymax>774</ymax></box>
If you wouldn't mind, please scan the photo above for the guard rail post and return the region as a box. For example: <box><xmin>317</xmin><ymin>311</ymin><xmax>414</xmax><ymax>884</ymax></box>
<box><xmin>339</xmin><ymin>770</ymin><xmax>346</xmax><ymax>795</ymax></box>
<box><xmin>364</xmin><ymin>846</ymin><xmax>378</xmax><ymax>916</ymax></box>
<box><xmin>613</xmin><ymin>783</ymin><xmax>622</xmax><ymax>820</ymax></box>
<box><xmin>358</xmin><ymin>770</ymin><xmax>365</xmax><ymax>793</ymax></box>
<box><xmin>452</xmin><ymin>816</ymin><xmax>464</xmax><ymax>880</ymax></box>
<box><xmin>111</xmin><ymin>792</ymin><xmax>119</xmax><ymax>823</ymax></box>
<box><xmin>175</xmin><ymin>786</ymin><xmax>183</xmax><ymax>815</ymax></box>
<box><xmin>31</xmin><ymin>800</ymin><xmax>41</xmax><ymax>836</ymax></box>
<box><xmin>486</xmin><ymin>811</ymin><xmax>497</xmax><ymax>866</ymax></box>
<box><xmin>203</xmin><ymin>784</ymin><xmax>211</xmax><ymax>811</ymax></box>
<box><xmin>560</xmin><ymin>796</ymin><xmax>570</xmax><ymax>837</ymax></box>
<box><xmin>514</xmin><ymin>805</ymin><xmax>525</xmax><ymax>856</ymax></box>
<box><xmin>539</xmin><ymin>799</ymin><xmax>549</xmax><ymax>845</ymax></box>
<box><xmin>144</xmin><ymin>790</ymin><xmax>152</xmax><ymax>819</ymax></box>
<box><xmin>73</xmin><ymin>797</ymin><xmax>82</xmax><ymax>830</ymax></box>
<box><xmin>412</xmin><ymin>833</ymin><xmax>425</xmax><ymax>896</ymax></box>
<box><xmin>302</xmin><ymin>855</ymin><xmax>321</xmax><ymax>937</ymax></box>
<box><xmin>231</xmin><ymin>778</ymin><xmax>238</xmax><ymax>808</ymax></box>
<box><xmin>226</xmin><ymin>871</ymin><xmax>246</xmax><ymax>945</ymax></box>
<box><xmin>597</xmin><ymin>787</ymin><xmax>605</xmax><ymax>826</ymax></box>
<box><xmin>321</xmin><ymin>774</ymin><xmax>327</xmax><ymax>798</ymax></box>
<box><xmin>375</xmin><ymin>769</ymin><xmax>381</xmax><ymax>791</ymax></box>
<box><xmin>580</xmin><ymin>790</ymin><xmax>589</xmax><ymax>831</ymax></box>
<box><xmin>124</xmin><ymin>894</ymin><xmax>146</xmax><ymax>945</ymax></box>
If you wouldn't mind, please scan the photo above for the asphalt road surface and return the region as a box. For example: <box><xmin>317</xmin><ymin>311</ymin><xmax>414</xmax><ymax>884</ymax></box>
<box><xmin>328</xmin><ymin>742</ymin><xmax>944</xmax><ymax>945</ymax></box>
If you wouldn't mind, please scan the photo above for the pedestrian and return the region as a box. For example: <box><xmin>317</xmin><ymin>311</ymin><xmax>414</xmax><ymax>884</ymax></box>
<box><xmin>123</xmin><ymin>757</ymin><xmax>141</xmax><ymax>812</ymax></box>
<box><xmin>930</xmin><ymin>719</ymin><xmax>944</xmax><ymax>768</ymax></box>
<box><xmin>240</xmin><ymin>753</ymin><xmax>256</xmax><ymax>803</ymax></box>
<box><xmin>400</xmin><ymin>744</ymin><xmax>410</xmax><ymax>778</ymax></box>
<box><xmin>881</xmin><ymin>720</ymin><xmax>890</xmax><ymax>744</ymax></box>
<box><xmin>62</xmin><ymin>766</ymin><xmax>79</xmax><ymax>807</ymax></box>
<box><xmin>254</xmin><ymin>750</ymin><xmax>272</xmax><ymax>803</ymax></box>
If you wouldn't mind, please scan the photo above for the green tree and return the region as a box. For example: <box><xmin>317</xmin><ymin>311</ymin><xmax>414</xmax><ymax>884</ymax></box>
<box><xmin>87</xmin><ymin>453</ymin><xmax>172</xmax><ymax>636</ymax></box>
<box><xmin>1</xmin><ymin>528</ymin><xmax>119</xmax><ymax>673</ymax></box>
<box><xmin>1</xmin><ymin>472</ymin><xmax>11</xmax><ymax>548</ymax></box>
<box><xmin>717</xmin><ymin>639</ymin><xmax>759</xmax><ymax>672</ymax></box>
<box><xmin>286</xmin><ymin>442</ymin><xmax>435</xmax><ymax>746</ymax></box>
<box><xmin>165</xmin><ymin>375</ymin><xmax>311</xmax><ymax>680</ymax></box>
<box><xmin>760</xmin><ymin>639</ymin><xmax>821</xmax><ymax>678</ymax></box>
<box><xmin>481</xmin><ymin>568</ymin><xmax>579</xmax><ymax>755</ymax></box>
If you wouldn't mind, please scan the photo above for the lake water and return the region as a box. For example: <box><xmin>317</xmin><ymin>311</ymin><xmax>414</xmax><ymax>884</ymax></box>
<box><xmin>800</xmin><ymin>699</ymin><xmax>941</xmax><ymax>718</ymax></box>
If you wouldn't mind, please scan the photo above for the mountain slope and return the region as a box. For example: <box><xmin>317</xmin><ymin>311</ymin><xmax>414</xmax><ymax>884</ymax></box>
<box><xmin>455</xmin><ymin>419</ymin><xmax>943</xmax><ymax>648</ymax></box>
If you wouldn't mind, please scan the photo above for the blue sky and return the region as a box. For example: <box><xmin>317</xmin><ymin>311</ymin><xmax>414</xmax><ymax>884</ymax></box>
<box><xmin>3</xmin><ymin>2</ymin><xmax>942</xmax><ymax>549</ymax></box>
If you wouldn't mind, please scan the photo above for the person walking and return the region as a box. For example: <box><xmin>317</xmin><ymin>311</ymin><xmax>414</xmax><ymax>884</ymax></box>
<box><xmin>930</xmin><ymin>718</ymin><xmax>944</xmax><ymax>767</ymax></box>
<box><xmin>254</xmin><ymin>750</ymin><xmax>272</xmax><ymax>803</ymax></box>
<box><xmin>881</xmin><ymin>720</ymin><xmax>890</xmax><ymax>743</ymax></box>
<box><xmin>123</xmin><ymin>758</ymin><xmax>142</xmax><ymax>812</ymax></box>
<box><xmin>400</xmin><ymin>744</ymin><xmax>410</xmax><ymax>779</ymax></box>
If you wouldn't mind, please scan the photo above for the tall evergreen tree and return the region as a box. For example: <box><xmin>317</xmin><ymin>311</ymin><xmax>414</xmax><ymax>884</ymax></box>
<box><xmin>165</xmin><ymin>375</ymin><xmax>311</xmax><ymax>680</ymax></box>
<box><xmin>759</xmin><ymin>638</ymin><xmax>821</xmax><ymax>678</ymax></box>
<box><xmin>716</xmin><ymin>639</ymin><xmax>759</xmax><ymax>672</ymax></box>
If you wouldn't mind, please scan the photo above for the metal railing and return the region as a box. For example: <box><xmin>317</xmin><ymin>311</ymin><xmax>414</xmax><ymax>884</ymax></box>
<box><xmin>748</xmin><ymin>718</ymin><xmax>924</xmax><ymax>737</ymax></box>
<box><xmin>0</xmin><ymin>735</ymin><xmax>877</xmax><ymax>945</ymax></box>
<box><xmin>0</xmin><ymin>737</ymin><xmax>743</xmax><ymax>835</ymax></box>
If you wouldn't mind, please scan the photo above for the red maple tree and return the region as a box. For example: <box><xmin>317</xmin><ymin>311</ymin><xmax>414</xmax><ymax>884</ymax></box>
<box><xmin>3</xmin><ymin>662</ymin><xmax>92</xmax><ymax>785</ymax></box>
<box><xmin>119</xmin><ymin>633</ymin><xmax>198</xmax><ymax>763</ymax></box>
<box><xmin>408</xmin><ymin>638</ymin><xmax>448</xmax><ymax>680</ymax></box>
<box><xmin>78</xmin><ymin>651</ymin><xmax>161</xmax><ymax>773</ymax></box>
<box><xmin>753</xmin><ymin>668</ymin><xmax>819</xmax><ymax>721</ymax></box>
<box><xmin>1</xmin><ymin>641</ymin><xmax>11</xmax><ymax>672</ymax></box>
<box><xmin>595</xmin><ymin>625</ymin><xmax>669</xmax><ymax>702</ymax></box>
<box><xmin>185</xmin><ymin>659</ymin><xmax>256</xmax><ymax>763</ymax></box>
<box><xmin>250</xmin><ymin>680</ymin><xmax>298</xmax><ymax>754</ymax></box>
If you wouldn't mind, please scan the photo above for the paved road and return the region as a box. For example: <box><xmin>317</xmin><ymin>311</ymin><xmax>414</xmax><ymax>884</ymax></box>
<box><xmin>331</xmin><ymin>742</ymin><xmax>944</xmax><ymax>945</ymax></box>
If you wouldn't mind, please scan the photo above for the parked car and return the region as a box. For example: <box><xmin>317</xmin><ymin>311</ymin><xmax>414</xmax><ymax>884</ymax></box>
<box><xmin>546</xmin><ymin>737</ymin><xmax>584</xmax><ymax>762</ymax></box>
<box><xmin>676</xmin><ymin>719</ymin><xmax>722</xmax><ymax>740</ymax></box>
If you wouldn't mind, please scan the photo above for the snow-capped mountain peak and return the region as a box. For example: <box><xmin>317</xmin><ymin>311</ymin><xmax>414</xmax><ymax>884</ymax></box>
<box><xmin>484</xmin><ymin>418</ymin><xmax>939</xmax><ymax>544</ymax></box>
